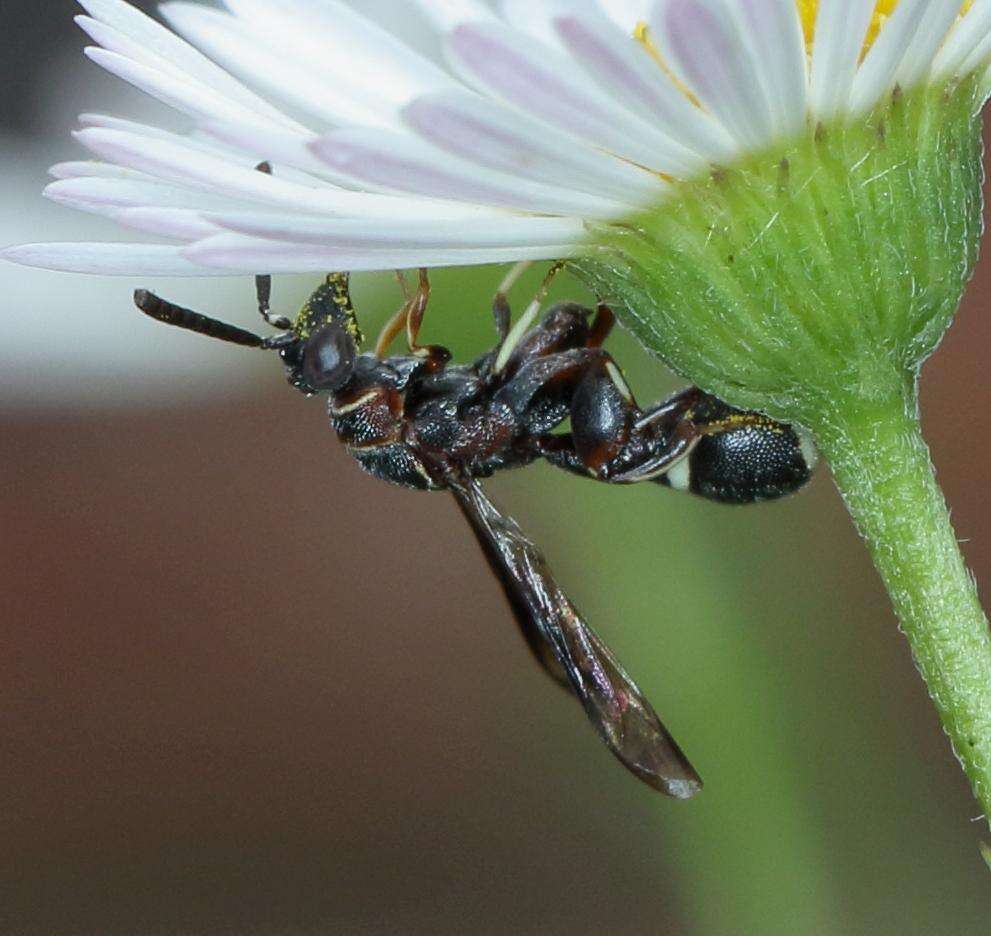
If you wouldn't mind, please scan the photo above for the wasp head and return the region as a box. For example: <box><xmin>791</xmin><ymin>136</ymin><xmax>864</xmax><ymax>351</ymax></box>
<box><xmin>279</xmin><ymin>273</ymin><xmax>364</xmax><ymax>396</ymax></box>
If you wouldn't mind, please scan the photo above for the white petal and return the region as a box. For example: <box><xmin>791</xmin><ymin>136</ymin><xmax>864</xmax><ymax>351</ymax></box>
<box><xmin>309</xmin><ymin>127</ymin><xmax>634</xmax><ymax>219</ymax></box>
<box><xmin>413</xmin><ymin>0</ymin><xmax>497</xmax><ymax>31</ymax></box>
<box><xmin>209</xmin><ymin>211</ymin><xmax>586</xmax><ymax>249</ymax></box>
<box><xmin>402</xmin><ymin>90</ymin><xmax>668</xmax><ymax>203</ymax></box>
<box><xmin>596</xmin><ymin>0</ymin><xmax>653</xmax><ymax>33</ymax></box>
<box><xmin>892</xmin><ymin>2</ymin><xmax>965</xmax><ymax>88</ymax></box>
<box><xmin>850</xmin><ymin>0</ymin><xmax>962</xmax><ymax>114</ymax></box>
<box><xmin>81</xmin><ymin>117</ymin><xmax>331</xmax><ymax>191</ymax></box>
<box><xmin>44</xmin><ymin>177</ymin><xmax>249</xmax><ymax>214</ymax></box>
<box><xmin>161</xmin><ymin>2</ymin><xmax>387</xmax><ymax>128</ymax></box>
<box><xmin>650</xmin><ymin>0</ymin><xmax>775</xmax><ymax>150</ymax></box>
<box><xmin>76</xmin><ymin>0</ymin><xmax>293</xmax><ymax>126</ymax></box>
<box><xmin>0</xmin><ymin>242</ymin><xmax>236</xmax><ymax>276</ymax></box>
<box><xmin>50</xmin><ymin>160</ymin><xmax>150</xmax><ymax>181</ymax></box>
<box><xmin>74</xmin><ymin>126</ymin><xmax>502</xmax><ymax>220</ymax></box>
<box><xmin>113</xmin><ymin>206</ymin><xmax>223</xmax><ymax>240</ymax></box>
<box><xmin>735</xmin><ymin>0</ymin><xmax>808</xmax><ymax>138</ymax></box>
<box><xmin>444</xmin><ymin>20</ymin><xmax>703</xmax><ymax>174</ymax></box>
<box><xmin>198</xmin><ymin>121</ymin><xmax>350</xmax><ymax>182</ymax></box>
<box><xmin>933</xmin><ymin>0</ymin><xmax>991</xmax><ymax>79</ymax></box>
<box><xmin>495</xmin><ymin>0</ymin><xmax>590</xmax><ymax>47</ymax></box>
<box><xmin>218</xmin><ymin>0</ymin><xmax>456</xmax><ymax>112</ymax></box>
<box><xmin>79</xmin><ymin>112</ymin><xmax>264</xmax><ymax>169</ymax></box>
<box><xmin>183</xmin><ymin>234</ymin><xmax>581</xmax><ymax>274</ymax></box>
<box><xmin>808</xmin><ymin>0</ymin><xmax>875</xmax><ymax>119</ymax></box>
<box><xmin>83</xmin><ymin>47</ymin><xmax>303</xmax><ymax>136</ymax></box>
<box><xmin>550</xmin><ymin>14</ymin><xmax>735</xmax><ymax>164</ymax></box>
<box><xmin>81</xmin><ymin>112</ymin><xmax>332</xmax><ymax>184</ymax></box>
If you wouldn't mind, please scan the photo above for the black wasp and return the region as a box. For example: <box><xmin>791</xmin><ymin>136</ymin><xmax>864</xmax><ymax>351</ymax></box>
<box><xmin>135</xmin><ymin>261</ymin><xmax>816</xmax><ymax>798</ymax></box>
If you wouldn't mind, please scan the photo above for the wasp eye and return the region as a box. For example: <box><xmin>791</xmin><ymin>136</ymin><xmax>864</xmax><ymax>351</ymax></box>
<box><xmin>302</xmin><ymin>325</ymin><xmax>357</xmax><ymax>391</ymax></box>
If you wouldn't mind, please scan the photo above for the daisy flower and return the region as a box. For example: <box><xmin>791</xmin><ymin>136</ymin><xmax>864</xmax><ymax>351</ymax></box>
<box><xmin>0</xmin><ymin>0</ymin><xmax>986</xmax><ymax>277</ymax></box>
<box><xmin>6</xmin><ymin>0</ymin><xmax>991</xmax><ymax>841</ymax></box>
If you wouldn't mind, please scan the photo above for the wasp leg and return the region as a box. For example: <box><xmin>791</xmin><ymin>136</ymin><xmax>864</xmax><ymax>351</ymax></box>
<box><xmin>495</xmin><ymin>346</ymin><xmax>610</xmax><ymax>437</ymax></box>
<box><xmin>373</xmin><ymin>270</ymin><xmax>412</xmax><ymax>358</ymax></box>
<box><xmin>530</xmin><ymin>361</ymin><xmax>705</xmax><ymax>484</ymax></box>
<box><xmin>402</xmin><ymin>268</ymin><xmax>451</xmax><ymax>369</ymax></box>
<box><xmin>374</xmin><ymin>303</ymin><xmax>410</xmax><ymax>358</ymax></box>
<box><xmin>586</xmin><ymin>303</ymin><xmax>615</xmax><ymax>349</ymax></box>
<box><xmin>535</xmin><ymin>415</ymin><xmax>700</xmax><ymax>485</ymax></box>
<box><xmin>492</xmin><ymin>260</ymin><xmax>532</xmax><ymax>342</ymax></box>
<box><xmin>530</xmin><ymin>433</ymin><xmax>587</xmax><ymax>478</ymax></box>
<box><xmin>493</xmin><ymin>260</ymin><xmax>566</xmax><ymax>374</ymax></box>
<box><xmin>251</xmin><ymin>162</ymin><xmax>293</xmax><ymax>331</ymax></box>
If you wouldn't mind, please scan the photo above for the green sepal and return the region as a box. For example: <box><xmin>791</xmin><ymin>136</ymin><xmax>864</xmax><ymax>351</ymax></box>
<box><xmin>576</xmin><ymin>78</ymin><xmax>986</xmax><ymax>426</ymax></box>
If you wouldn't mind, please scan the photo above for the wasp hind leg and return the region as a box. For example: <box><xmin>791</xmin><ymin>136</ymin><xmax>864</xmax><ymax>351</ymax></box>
<box><xmin>493</xmin><ymin>261</ymin><xmax>566</xmax><ymax>374</ymax></box>
<box><xmin>491</xmin><ymin>260</ymin><xmax>532</xmax><ymax>342</ymax></box>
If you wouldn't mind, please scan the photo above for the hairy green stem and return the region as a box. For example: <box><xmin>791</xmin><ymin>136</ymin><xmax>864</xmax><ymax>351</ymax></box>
<box><xmin>814</xmin><ymin>375</ymin><xmax>991</xmax><ymax>819</ymax></box>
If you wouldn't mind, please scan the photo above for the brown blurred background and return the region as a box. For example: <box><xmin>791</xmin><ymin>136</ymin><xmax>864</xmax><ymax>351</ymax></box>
<box><xmin>3</xmin><ymin>3</ymin><xmax>991</xmax><ymax>934</ymax></box>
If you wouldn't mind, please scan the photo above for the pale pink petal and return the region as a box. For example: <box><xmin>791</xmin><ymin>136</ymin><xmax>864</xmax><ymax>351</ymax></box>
<box><xmin>650</xmin><ymin>0</ymin><xmax>774</xmax><ymax>150</ymax></box>
<box><xmin>44</xmin><ymin>177</ymin><xmax>250</xmax><ymax>214</ymax></box>
<box><xmin>309</xmin><ymin>128</ymin><xmax>634</xmax><ymax>219</ymax></box>
<box><xmin>184</xmin><ymin>234</ymin><xmax>581</xmax><ymax>273</ymax></box>
<box><xmin>401</xmin><ymin>91</ymin><xmax>668</xmax><ymax>204</ymax></box>
<box><xmin>1</xmin><ymin>242</ymin><xmax>238</xmax><ymax>276</ymax></box>
<box><xmin>445</xmin><ymin>20</ymin><xmax>699</xmax><ymax>174</ymax></box>
<box><xmin>113</xmin><ymin>206</ymin><xmax>224</xmax><ymax>240</ymax></box>
<box><xmin>551</xmin><ymin>14</ymin><xmax>735</xmax><ymax>163</ymax></box>
<box><xmin>74</xmin><ymin>127</ymin><xmax>503</xmax><ymax>220</ymax></box>
<box><xmin>208</xmin><ymin>211</ymin><xmax>586</xmax><ymax>249</ymax></box>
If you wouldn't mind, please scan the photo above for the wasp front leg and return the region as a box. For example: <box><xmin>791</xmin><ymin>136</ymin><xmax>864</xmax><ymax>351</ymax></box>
<box><xmin>375</xmin><ymin>268</ymin><xmax>450</xmax><ymax>372</ymax></box>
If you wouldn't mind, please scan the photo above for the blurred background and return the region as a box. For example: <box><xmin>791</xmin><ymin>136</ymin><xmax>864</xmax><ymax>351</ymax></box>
<box><xmin>3</xmin><ymin>2</ymin><xmax>991</xmax><ymax>934</ymax></box>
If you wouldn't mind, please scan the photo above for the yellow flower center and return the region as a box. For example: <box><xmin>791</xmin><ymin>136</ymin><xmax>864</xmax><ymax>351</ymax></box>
<box><xmin>799</xmin><ymin>1</ymin><xmax>972</xmax><ymax>56</ymax></box>
<box><xmin>633</xmin><ymin>2</ymin><xmax>973</xmax><ymax>121</ymax></box>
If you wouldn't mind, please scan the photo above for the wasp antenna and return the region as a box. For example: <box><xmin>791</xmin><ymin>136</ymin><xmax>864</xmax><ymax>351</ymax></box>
<box><xmin>134</xmin><ymin>289</ymin><xmax>267</xmax><ymax>348</ymax></box>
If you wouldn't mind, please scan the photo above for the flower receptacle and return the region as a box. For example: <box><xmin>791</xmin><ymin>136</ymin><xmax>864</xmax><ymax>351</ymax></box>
<box><xmin>578</xmin><ymin>78</ymin><xmax>987</xmax><ymax>429</ymax></box>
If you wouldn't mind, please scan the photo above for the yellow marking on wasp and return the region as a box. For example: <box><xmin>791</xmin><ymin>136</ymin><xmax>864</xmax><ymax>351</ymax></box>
<box><xmin>702</xmin><ymin>413</ymin><xmax>784</xmax><ymax>436</ymax></box>
<box><xmin>412</xmin><ymin>459</ymin><xmax>436</xmax><ymax>486</ymax></box>
<box><xmin>346</xmin><ymin>441</ymin><xmax>392</xmax><ymax>453</ymax></box>
<box><xmin>665</xmin><ymin>455</ymin><xmax>692</xmax><ymax>492</ymax></box>
<box><xmin>797</xmin><ymin>429</ymin><xmax>819</xmax><ymax>469</ymax></box>
<box><xmin>330</xmin><ymin>390</ymin><xmax>380</xmax><ymax>416</ymax></box>
<box><xmin>605</xmin><ymin>361</ymin><xmax>634</xmax><ymax>403</ymax></box>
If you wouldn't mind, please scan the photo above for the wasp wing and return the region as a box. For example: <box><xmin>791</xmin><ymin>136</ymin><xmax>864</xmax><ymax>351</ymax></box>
<box><xmin>448</xmin><ymin>475</ymin><xmax>701</xmax><ymax>798</ymax></box>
